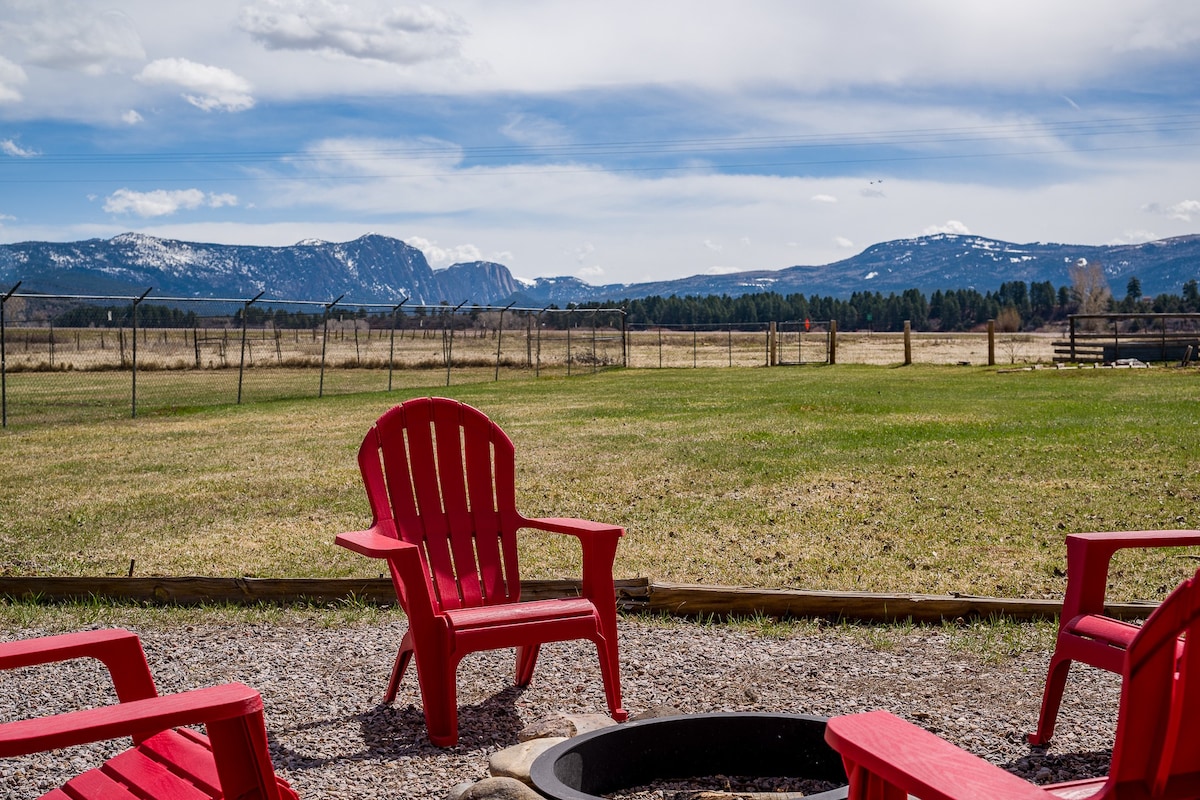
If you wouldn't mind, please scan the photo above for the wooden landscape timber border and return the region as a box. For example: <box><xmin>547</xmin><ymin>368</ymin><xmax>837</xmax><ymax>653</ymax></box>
<box><xmin>0</xmin><ymin>576</ymin><xmax>1163</xmax><ymax>623</ymax></box>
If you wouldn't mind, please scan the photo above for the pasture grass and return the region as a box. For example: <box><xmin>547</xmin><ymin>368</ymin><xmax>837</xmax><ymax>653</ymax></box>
<box><xmin>2</xmin><ymin>365</ymin><xmax>1199</xmax><ymax>602</ymax></box>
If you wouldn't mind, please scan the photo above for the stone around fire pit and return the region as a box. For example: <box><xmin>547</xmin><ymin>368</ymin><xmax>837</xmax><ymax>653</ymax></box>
<box><xmin>529</xmin><ymin>712</ymin><xmax>849</xmax><ymax>800</ymax></box>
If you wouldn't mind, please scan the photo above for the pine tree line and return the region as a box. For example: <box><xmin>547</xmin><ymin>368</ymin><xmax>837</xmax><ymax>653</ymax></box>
<box><xmin>572</xmin><ymin>277</ymin><xmax>1200</xmax><ymax>333</ymax></box>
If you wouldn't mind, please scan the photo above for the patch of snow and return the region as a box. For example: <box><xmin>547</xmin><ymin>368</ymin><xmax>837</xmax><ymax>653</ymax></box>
<box><xmin>864</xmin><ymin>271</ymin><xmax>878</xmax><ymax>280</ymax></box>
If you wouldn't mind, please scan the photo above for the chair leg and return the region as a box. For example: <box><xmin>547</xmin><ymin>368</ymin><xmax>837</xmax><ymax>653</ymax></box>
<box><xmin>384</xmin><ymin>631</ymin><xmax>415</xmax><ymax>704</ymax></box>
<box><xmin>593</xmin><ymin>638</ymin><xmax>627</xmax><ymax>722</ymax></box>
<box><xmin>1028</xmin><ymin>654</ymin><xmax>1072</xmax><ymax>746</ymax></box>
<box><xmin>515</xmin><ymin>644</ymin><xmax>541</xmax><ymax>686</ymax></box>
<box><xmin>413</xmin><ymin>650</ymin><xmax>460</xmax><ymax>747</ymax></box>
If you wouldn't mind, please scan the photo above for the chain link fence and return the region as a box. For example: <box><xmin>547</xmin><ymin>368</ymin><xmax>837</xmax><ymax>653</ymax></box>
<box><xmin>0</xmin><ymin>291</ymin><xmax>634</xmax><ymax>427</ymax></box>
<box><xmin>4</xmin><ymin>288</ymin><xmax>1079</xmax><ymax>429</ymax></box>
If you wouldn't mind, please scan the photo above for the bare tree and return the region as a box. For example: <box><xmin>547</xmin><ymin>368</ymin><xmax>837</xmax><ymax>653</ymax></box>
<box><xmin>995</xmin><ymin>306</ymin><xmax>1021</xmax><ymax>332</ymax></box>
<box><xmin>1069</xmin><ymin>260</ymin><xmax>1112</xmax><ymax>329</ymax></box>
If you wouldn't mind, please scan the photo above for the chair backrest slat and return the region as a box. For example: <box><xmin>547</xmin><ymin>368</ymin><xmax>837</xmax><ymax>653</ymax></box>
<box><xmin>431</xmin><ymin>400</ymin><xmax>484</xmax><ymax>607</ymax></box>
<box><xmin>362</xmin><ymin>398</ymin><xmax>522</xmax><ymax>613</ymax></box>
<box><xmin>461</xmin><ymin>409</ymin><xmax>511</xmax><ymax>603</ymax></box>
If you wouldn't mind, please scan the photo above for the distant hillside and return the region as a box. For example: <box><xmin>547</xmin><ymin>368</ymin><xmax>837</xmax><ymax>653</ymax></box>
<box><xmin>2</xmin><ymin>231</ymin><xmax>1198</xmax><ymax>305</ymax></box>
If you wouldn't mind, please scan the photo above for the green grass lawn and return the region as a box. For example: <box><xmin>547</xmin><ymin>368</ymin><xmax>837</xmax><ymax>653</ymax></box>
<box><xmin>2</xmin><ymin>364</ymin><xmax>1198</xmax><ymax>602</ymax></box>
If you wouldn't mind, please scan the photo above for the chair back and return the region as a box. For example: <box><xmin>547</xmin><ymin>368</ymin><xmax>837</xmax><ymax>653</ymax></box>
<box><xmin>1107</xmin><ymin>568</ymin><xmax>1200</xmax><ymax>799</ymax></box>
<box><xmin>358</xmin><ymin>397</ymin><xmax>522</xmax><ymax>612</ymax></box>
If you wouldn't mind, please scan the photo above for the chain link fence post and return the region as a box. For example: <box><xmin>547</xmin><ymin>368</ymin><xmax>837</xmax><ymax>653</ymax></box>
<box><xmin>318</xmin><ymin>294</ymin><xmax>343</xmax><ymax>399</ymax></box>
<box><xmin>1</xmin><ymin>282</ymin><xmax>20</xmax><ymax>428</ymax></box>
<box><xmin>388</xmin><ymin>297</ymin><xmax>407</xmax><ymax>392</ymax></box>
<box><xmin>237</xmin><ymin>291</ymin><xmax>265</xmax><ymax>404</ymax></box>
<box><xmin>130</xmin><ymin>288</ymin><xmax>152</xmax><ymax>418</ymax></box>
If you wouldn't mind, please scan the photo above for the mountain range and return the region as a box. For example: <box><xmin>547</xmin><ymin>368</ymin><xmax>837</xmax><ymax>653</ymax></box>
<box><xmin>1</xmin><ymin>231</ymin><xmax>1198</xmax><ymax>307</ymax></box>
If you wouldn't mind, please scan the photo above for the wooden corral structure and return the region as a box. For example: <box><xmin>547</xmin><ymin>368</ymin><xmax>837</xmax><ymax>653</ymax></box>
<box><xmin>1054</xmin><ymin>313</ymin><xmax>1200</xmax><ymax>364</ymax></box>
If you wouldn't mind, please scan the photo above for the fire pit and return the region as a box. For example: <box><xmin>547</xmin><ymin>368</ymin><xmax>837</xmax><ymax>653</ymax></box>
<box><xmin>529</xmin><ymin>712</ymin><xmax>849</xmax><ymax>800</ymax></box>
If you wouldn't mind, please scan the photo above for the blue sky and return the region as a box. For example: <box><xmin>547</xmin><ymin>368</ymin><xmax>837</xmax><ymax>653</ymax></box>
<box><xmin>2</xmin><ymin>1</ymin><xmax>1200</xmax><ymax>286</ymax></box>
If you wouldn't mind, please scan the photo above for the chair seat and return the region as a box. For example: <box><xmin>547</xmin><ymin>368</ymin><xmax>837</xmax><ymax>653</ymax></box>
<box><xmin>41</xmin><ymin>728</ymin><xmax>296</xmax><ymax>800</ymax></box>
<box><xmin>1065</xmin><ymin>614</ymin><xmax>1141</xmax><ymax>649</ymax></box>
<box><xmin>444</xmin><ymin>597</ymin><xmax>598</xmax><ymax>633</ymax></box>
<box><xmin>52</xmin><ymin>729</ymin><xmax>219</xmax><ymax>800</ymax></box>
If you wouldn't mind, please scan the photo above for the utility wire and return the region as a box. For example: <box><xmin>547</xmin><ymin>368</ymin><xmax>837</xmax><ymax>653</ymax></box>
<box><xmin>1</xmin><ymin>112</ymin><xmax>1197</xmax><ymax>183</ymax></box>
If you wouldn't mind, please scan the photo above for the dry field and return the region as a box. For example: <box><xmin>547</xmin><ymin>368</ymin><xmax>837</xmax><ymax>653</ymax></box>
<box><xmin>833</xmin><ymin>331</ymin><xmax>1060</xmax><ymax>366</ymax></box>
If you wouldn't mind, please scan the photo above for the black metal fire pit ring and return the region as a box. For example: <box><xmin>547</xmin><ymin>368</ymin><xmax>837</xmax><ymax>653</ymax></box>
<box><xmin>529</xmin><ymin>712</ymin><xmax>849</xmax><ymax>800</ymax></box>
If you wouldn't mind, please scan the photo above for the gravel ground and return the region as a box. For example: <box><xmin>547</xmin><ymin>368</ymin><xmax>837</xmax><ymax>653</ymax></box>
<box><xmin>0</xmin><ymin>613</ymin><xmax>1120</xmax><ymax>800</ymax></box>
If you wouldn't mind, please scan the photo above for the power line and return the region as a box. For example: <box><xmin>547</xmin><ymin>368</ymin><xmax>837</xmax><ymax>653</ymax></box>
<box><xmin>1</xmin><ymin>112</ymin><xmax>1197</xmax><ymax>183</ymax></box>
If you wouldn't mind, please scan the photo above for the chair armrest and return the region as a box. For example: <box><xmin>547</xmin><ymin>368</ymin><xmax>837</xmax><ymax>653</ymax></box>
<box><xmin>335</xmin><ymin>520</ymin><xmax>414</xmax><ymax>559</ymax></box>
<box><xmin>0</xmin><ymin>628</ymin><xmax>158</xmax><ymax>704</ymax></box>
<box><xmin>825</xmin><ymin>711</ymin><xmax>1050</xmax><ymax>800</ymax></box>
<box><xmin>520</xmin><ymin>517</ymin><xmax>624</xmax><ymax>605</ymax></box>
<box><xmin>1063</xmin><ymin>530</ymin><xmax>1200</xmax><ymax>618</ymax></box>
<box><xmin>1069</xmin><ymin>530</ymin><xmax>1200</xmax><ymax>554</ymax></box>
<box><xmin>0</xmin><ymin>683</ymin><xmax>264</xmax><ymax>758</ymax></box>
<box><xmin>335</xmin><ymin>523</ymin><xmax>438</xmax><ymax>623</ymax></box>
<box><xmin>520</xmin><ymin>516</ymin><xmax>625</xmax><ymax>539</ymax></box>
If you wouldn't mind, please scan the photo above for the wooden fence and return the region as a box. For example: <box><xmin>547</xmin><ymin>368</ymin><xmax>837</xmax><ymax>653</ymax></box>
<box><xmin>1055</xmin><ymin>313</ymin><xmax>1200</xmax><ymax>364</ymax></box>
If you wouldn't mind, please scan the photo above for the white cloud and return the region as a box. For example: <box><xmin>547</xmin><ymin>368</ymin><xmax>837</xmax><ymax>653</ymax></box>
<box><xmin>703</xmin><ymin>239</ymin><xmax>723</xmax><ymax>252</ymax></box>
<box><xmin>835</xmin><ymin>236</ymin><xmax>854</xmax><ymax>249</ymax></box>
<box><xmin>17</xmin><ymin>7</ymin><xmax>144</xmax><ymax>75</ymax></box>
<box><xmin>577</xmin><ymin>265</ymin><xmax>605</xmax><ymax>280</ymax></box>
<box><xmin>290</xmin><ymin>136</ymin><xmax>463</xmax><ymax>175</ymax></box>
<box><xmin>208</xmin><ymin>193</ymin><xmax>239</xmax><ymax>208</ymax></box>
<box><xmin>135</xmin><ymin>58</ymin><xmax>255</xmax><ymax>112</ymax></box>
<box><xmin>1107</xmin><ymin>230</ymin><xmax>1160</xmax><ymax>245</ymax></box>
<box><xmin>500</xmin><ymin>113</ymin><xmax>570</xmax><ymax>146</ymax></box>
<box><xmin>406</xmin><ymin>235</ymin><xmax>482</xmax><ymax>267</ymax></box>
<box><xmin>923</xmin><ymin>220</ymin><xmax>972</xmax><ymax>236</ymax></box>
<box><xmin>238</xmin><ymin>0</ymin><xmax>467</xmax><ymax>65</ymax></box>
<box><xmin>103</xmin><ymin>188</ymin><xmax>239</xmax><ymax>217</ymax></box>
<box><xmin>1147</xmin><ymin>199</ymin><xmax>1200</xmax><ymax>222</ymax></box>
<box><xmin>458</xmin><ymin>3</ymin><xmax>1200</xmax><ymax>97</ymax></box>
<box><xmin>704</xmin><ymin>266</ymin><xmax>740</xmax><ymax>275</ymax></box>
<box><xmin>811</xmin><ymin>194</ymin><xmax>838</xmax><ymax>203</ymax></box>
<box><xmin>569</xmin><ymin>242</ymin><xmax>595</xmax><ymax>263</ymax></box>
<box><xmin>0</xmin><ymin>56</ymin><xmax>27</xmax><ymax>103</ymax></box>
<box><xmin>121</xmin><ymin>109</ymin><xmax>143</xmax><ymax>125</ymax></box>
<box><xmin>1</xmin><ymin>139</ymin><xmax>38</xmax><ymax>157</ymax></box>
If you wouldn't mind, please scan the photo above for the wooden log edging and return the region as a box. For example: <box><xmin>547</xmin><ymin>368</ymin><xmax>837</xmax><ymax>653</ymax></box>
<box><xmin>0</xmin><ymin>576</ymin><xmax>1163</xmax><ymax>623</ymax></box>
<box><xmin>0</xmin><ymin>576</ymin><xmax>651</xmax><ymax>608</ymax></box>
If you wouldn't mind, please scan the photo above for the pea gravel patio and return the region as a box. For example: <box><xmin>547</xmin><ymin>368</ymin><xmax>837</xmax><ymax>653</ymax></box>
<box><xmin>0</xmin><ymin>613</ymin><xmax>1120</xmax><ymax>800</ymax></box>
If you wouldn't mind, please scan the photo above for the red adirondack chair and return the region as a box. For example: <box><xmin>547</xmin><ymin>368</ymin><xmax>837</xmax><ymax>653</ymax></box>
<box><xmin>825</xmin><ymin>566</ymin><xmax>1200</xmax><ymax>800</ymax></box>
<box><xmin>336</xmin><ymin>397</ymin><xmax>628</xmax><ymax>747</ymax></box>
<box><xmin>1029</xmin><ymin>529</ymin><xmax>1200</xmax><ymax>746</ymax></box>
<box><xmin>0</xmin><ymin>627</ymin><xmax>297</xmax><ymax>800</ymax></box>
